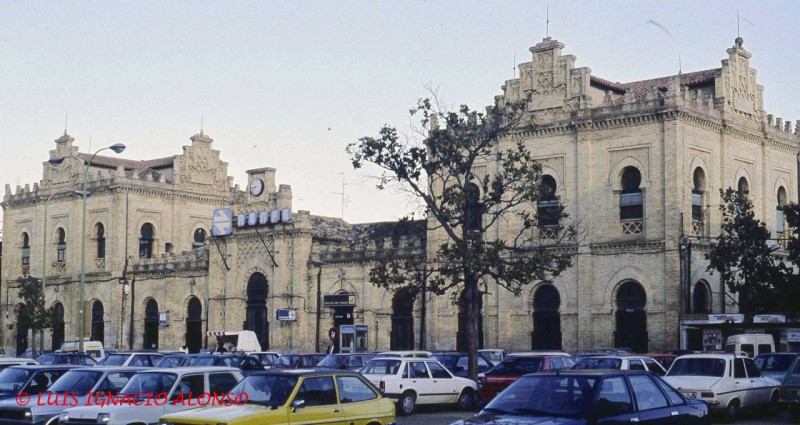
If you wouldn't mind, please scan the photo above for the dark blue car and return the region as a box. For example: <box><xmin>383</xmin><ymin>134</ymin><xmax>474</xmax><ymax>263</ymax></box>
<box><xmin>0</xmin><ymin>365</ymin><xmax>76</xmax><ymax>401</ymax></box>
<box><xmin>452</xmin><ymin>370</ymin><xmax>709</xmax><ymax>425</ymax></box>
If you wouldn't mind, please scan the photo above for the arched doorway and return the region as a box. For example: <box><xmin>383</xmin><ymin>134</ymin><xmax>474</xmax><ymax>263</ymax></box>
<box><xmin>52</xmin><ymin>302</ymin><xmax>64</xmax><ymax>351</ymax></box>
<box><xmin>15</xmin><ymin>305</ymin><xmax>28</xmax><ymax>356</ymax></box>
<box><xmin>390</xmin><ymin>290</ymin><xmax>415</xmax><ymax>350</ymax></box>
<box><xmin>185</xmin><ymin>297</ymin><xmax>202</xmax><ymax>353</ymax></box>
<box><xmin>614</xmin><ymin>281</ymin><xmax>648</xmax><ymax>353</ymax></box>
<box><xmin>457</xmin><ymin>290</ymin><xmax>484</xmax><ymax>352</ymax></box>
<box><xmin>143</xmin><ymin>299</ymin><xmax>159</xmax><ymax>350</ymax></box>
<box><xmin>245</xmin><ymin>273</ymin><xmax>269</xmax><ymax>350</ymax></box>
<box><xmin>90</xmin><ymin>301</ymin><xmax>104</xmax><ymax>344</ymax></box>
<box><xmin>532</xmin><ymin>285</ymin><xmax>561</xmax><ymax>350</ymax></box>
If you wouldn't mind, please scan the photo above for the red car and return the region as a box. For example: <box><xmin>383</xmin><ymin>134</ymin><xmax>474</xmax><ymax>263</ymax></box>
<box><xmin>478</xmin><ymin>352</ymin><xmax>574</xmax><ymax>402</ymax></box>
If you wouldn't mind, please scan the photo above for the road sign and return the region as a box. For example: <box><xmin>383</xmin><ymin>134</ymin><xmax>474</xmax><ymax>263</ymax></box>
<box><xmin>211</xmin><ymin>208</ymin><xmax>233</xmax><ymax>236</ymax></box>
<box><xmin>158</xmin><ymin>312</ymin><xmax>169</xmax><ymax>327</ymax></box>
<box><xmin>276</xmin><ymin>308</ymin><xmax>297</xmax><ymax>321</ymax></box>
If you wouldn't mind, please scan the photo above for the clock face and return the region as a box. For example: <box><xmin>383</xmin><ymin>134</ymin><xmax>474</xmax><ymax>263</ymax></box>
<box><xmin>250</xmin><ymin>178</ymin><xmax>264</xmax><ymax>196</ymax></box>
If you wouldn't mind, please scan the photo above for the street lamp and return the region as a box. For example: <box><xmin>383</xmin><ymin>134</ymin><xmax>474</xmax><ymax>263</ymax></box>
<box><xmin>49</xmin><ymin>143</ymin><xmax>126</xmax><ymax>352</ymax></box>
<box><xmin>39</xmin><ymin>189</ymin><xmax>77</xmax><ymax>355</ymax></box>
<box><xmin>311</xmin><ymin>259</ymin><xmax>327</xmax><ymax>353</ymax></box>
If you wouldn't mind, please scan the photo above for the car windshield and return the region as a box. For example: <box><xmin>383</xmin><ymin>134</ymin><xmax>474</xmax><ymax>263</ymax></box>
<box><xmin>433</xmin><ymin>355</ymin><xmax>459</xmax><ymax>369</ymax></box>
<box><xmin>317</xmin><ymin>355</ymin><xmax>344</xmax><ymax>368</ymax></box>
<box><xmin>667</xmin><ymin>358</ymin><xmax>726</xmax><ymax>377</ymax></box>
<box><xmin>484</xmin><ymin>375</ymin><xmax>597</xmax><ymax>418</ymax></box>
<box><xmin>274</xmin><ymin>356</ymin><xmax>298</xmax><ymax>367</ymax></box>
<box><xmin>490</xmin><ymin>357</ymin><xmax>545</xmax><ymax>375</ymax></box>
<box><xmin>0</xmin><ymin>368</ymin><xmax>32</xmax><ymax>392</ymax></box>
<box><xmin>252</xmin><ymin>354</ymin><xmax>275</xmax><ymax>366</ymax></box>
<box><xmin>360</xmin><ymin>359</ymin><xmax>402</xmax><ymax>375</ymax></box>
<box><xmin>755</xmin><ymin>354</ymin><xmax>796</xmax><ymax>372</ymax></box>
<box><xmin>47</xmin><ymin>370</ymin><xmax>103</xmax><ymax>395</ymax></box>
<box><xmin>36</xmin><ymin>355</ymin><xmax>58</xmax><ymax>365</ymax></box>
<box><xmin>156</xmin><ymin>356</ymin><xmax>185</xmax><ymax>368</ymax></box>
<box><xmin>120</xmin><ymin>373</ymin><xmax>177</xmax><ymax>397</ymax></box>
<box><xmin>191</xmin><ymin>357</ymin><xmax>219</xmax><ymax>367</ymax></box>
<box><xmin>229</xmin><ymin>375</ymin><xmax>298</xmax><ymax>407</ymax></box>
<box><xmin>573</xmin><ymin>358</ymin><xmax>622</xmax><ymax>370</ymax></box>
<box><xmin>98</xmin><ymin>354</ymin><xmax>128</xmax><ymax>366</ymax></box>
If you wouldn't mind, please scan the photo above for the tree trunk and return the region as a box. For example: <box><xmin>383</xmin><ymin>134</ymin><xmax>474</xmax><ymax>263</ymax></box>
<box><xmin>465</xmin><ymin>274</ymin><xmax>481</xmax><ymax>382</ymax></box>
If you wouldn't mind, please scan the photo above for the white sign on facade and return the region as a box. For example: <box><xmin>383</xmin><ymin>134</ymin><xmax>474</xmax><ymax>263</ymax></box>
<box><xmin>786</xmin><ymin>329</ymin><xmax>800</xmax><ymax>342</ymax></box>
<box><xmin>708</xmin><ymin>314</ymin><xmax>745</xmax><ymax>323</ymax></box>
<box><xmin>753</xmin><ymin>314</ymin><xmax>786</xmax><ymax>323</ymax></box>
<box><xmin>211</xmin><ymin>208</ymin><xmax>233</xmax><ymax>236</ymax></box>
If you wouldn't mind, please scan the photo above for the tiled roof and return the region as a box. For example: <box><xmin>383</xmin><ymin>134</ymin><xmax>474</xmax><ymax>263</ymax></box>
<box><xmin>590</xmin><ymin>68</ymin><xmax>720</xmax><ymax>99</ymax></box>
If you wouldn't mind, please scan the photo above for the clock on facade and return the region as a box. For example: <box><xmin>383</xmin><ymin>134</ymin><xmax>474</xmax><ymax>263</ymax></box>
<box><xmin>250</xmin><ymin>178</ymin><xmax>264</xmax><ymax>196</ymax></box>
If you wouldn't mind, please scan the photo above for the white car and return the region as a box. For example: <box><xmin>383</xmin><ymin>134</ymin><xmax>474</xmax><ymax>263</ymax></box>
<box><xmin>0</xmin><ymin>357</ymin><xmax>37</xmax><ymax>371</ymax></box>
<box><xmin>572</xmin><ymin>355</ymin><xmax>668</xmax><ymax>375</ymax></box>
<box><xmin>95</xmin><ymin>352</ymin><xmax>164</xmax><ymax>367</ymax></box>
<box><xmin>663</xmin><ymin>353</ymin><xmax>780</xmax><ymax>421</ymax></box>
<box><xmin>360</xmin><ymin>357</ymin><xmax>477</xmax><ymax>415</ymax></box>
<box><xmin>58</xmin><ymin>367</ymin><xmax>244</xmax><ymax>425</ymax></box>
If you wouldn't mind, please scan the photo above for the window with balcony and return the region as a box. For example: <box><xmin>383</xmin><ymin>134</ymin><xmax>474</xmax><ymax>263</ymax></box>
<box><xmin>777</xmin><ymin>186</ymin><xmax>788</xmax><ymax>246</ymax></box>
<box><xmin>737</xmin><ymin>177</ymin><xmax>750</xmax><ymax>198</ymax></box>
<box><xmin>139</xmin><ymin>223</ymin><xmax>154</xmax><ymax>259</ymax></box>
<box><xmin>56</xmin><ymin>228</ymin><xmax>66</xmax><ymax>264</ymax></box>
<box><xmin>538</xmin><ymin>175</ymin><xmax>560</xmax><ymax>227</ymax></box>
<box><xmin>95</xmin><ymin>223</ymin><xmax>106</xmax><ymax>259</ymax></box>
<box><xmin>619</xmin><ymin>167</ymin><xmax>643</xmax><ymax>234</ymax></box>
<box><xmin>691</xmin><ymin>168</ymin><xmax>705</xmax><ymax>236</ymax></box>
<box><xmin>465</xmin><ymin>183</ymin><xmax>483</xmax><ymax>233</ymax></box>
<box><xmin>193</xmin><ymin>228</ymin><xmax>207</xmax><ymax>247</ymax></box>
<box><xmin>21</xmin><ymin>233</ymin><xmax>30</xmax><ymax>267</ymax></box>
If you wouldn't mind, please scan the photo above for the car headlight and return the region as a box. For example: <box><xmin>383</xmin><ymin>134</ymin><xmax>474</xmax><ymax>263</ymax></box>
<box><xmin>97</xmin><ymin>413</ymin><xmax>110</xmax><ymax>423</ymax></box>
<box><xmin>23</xmin><ymin>409</ymin><xmax>32</xmax><ymax>418</ymax></box>
<box><xmin>60</xmin><ymin>413</ymin><xmax>69</xmax><ymax>423</ymax></box>
<box><xmin>700</xmin><ymin>391</ymin><xmax>715</xmax><ymax>398</ymax></box>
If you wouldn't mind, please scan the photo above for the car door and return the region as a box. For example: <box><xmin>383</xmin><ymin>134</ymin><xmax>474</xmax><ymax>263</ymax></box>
<box><xmin>627</xmin><ymin>374</ymin><xmax>675</xmax><ymax>425</ymax></box>
<box><xmin>335</xmin><ymin>375</ymin><xmax>383</xmax><ymax>425</ymax></box>
<box><xmin>744</xmin><ymin>357</ymin><xmax>773</xmax><ymax>406</ymax></box>
<box><xmin>594</xmin><ymin>375</ymin><xmax>639</xmax><ymax>425</ymax></box>
<box><xmin>164</xmin><ymin>373</ymin><xmax>205</xmax><ymax>416</ymax></box>
<box><xmin>289</xmin><ymin>376</ymin><xmax>346</xmax><ymax>425</ymax></box>
<box><xmin>732</xmin><ymin>358</ymin><xmax>754</xmax><ymax>407</ymax></box>
<box><xmin>426</xmin><ymin>361</ymin><xmax>459</xmax><ymax>403</ymax></box>
<box><xmin>652</xmin><ymin>374</ymin><xmax>699</xmax><ymax>425</ymax></box>
<box><xmin>407</xmin><ymin>361</ymin><xmax>436</xmax><ymax>405</ymax></box>
<box><xmin>643</xmin><ymin>358</ymin><xmax>667</xmax><ymax>376</ymax></box>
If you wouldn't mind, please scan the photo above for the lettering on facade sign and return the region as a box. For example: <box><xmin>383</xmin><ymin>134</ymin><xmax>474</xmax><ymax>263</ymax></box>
<box><xmin>323</xmin><ymin>294</ymin><xmax>357</xmax><ymax>307</ymax></box>
<box><xmin>786</xmin><ymin>329</ymin><xmax>800</xmax><ymax>342</ymax></box>
<box><xmin>753</xmin><ymin>314</ymin><xmax>786</xmax><ymax>323</ymax></box>
<box><xmin>276</xmin><ymin>308</ymin><xmax>297</xmax><ymax>321</ymax></box>
<box><xmin>230</xmin><ymin>208</ymin><xmax>293</xmax><ymax>230</ymax></box>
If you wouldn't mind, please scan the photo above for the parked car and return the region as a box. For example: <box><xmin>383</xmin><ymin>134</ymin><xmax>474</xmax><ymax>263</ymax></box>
<box><xmin>663</xmin><ymin>353</ymin><xmax>780</xmax><ymax>421</ymax></box>
<box><xmin>479</xmin><ymin>352</ymin><xmax>574</xmax><ymax>403</ymax></box>
<box><xmin>778</xmin><ymin>354</ymin><xmax>800</xmax><ymax>421</ymax></box>
<box><xmin>59</xmin><ymin>341</ymin><xmax>105</xmax><ymax>360</ymax></box>
<box><xmin>571</xmin><ymin>355</ymin><xmax>667</xmax><ymax>375</ymax></box>
<box><xmin>155</xmin><ymin>354</ymin><xmax>197</xmax><ymax>368</ymax></box>
<box><xmin>157</xmin><ymin>369</ymin><xmax>396</xmax><ymax>425</ymax></box>
<box><xmin>0</xmin><ymin>365</ymin><xmax>75</xmax><ymax>401</ymax></box>
<box><xmin>246</xmin><ymin>351</ymin><xmax>280</xmax><ymax>368</ymax></box>
<box><xmin>35</xmin><ymin>354</ymin><xmax>96</xmax><ymax>366</ymax></box>
<box><xmin>187</xmin><ymin>354</ymin><xmax>264</xmax><ymax>375</ymax></box>
<box><xmin>433</xmin><ymin>352</ymin><xmax>494</xmax><ymax>378</ymax></box>
<box><xmin>316</xmin><ymin>353</ymin><xmax>375</xmax><ymax>371</ymax></box>
<box><xmin>643</xmin><ymin>353</ymin><xmax>678</xmax><ymax>370</ymax></box>
<box><xmin>360</xmin><ymin>357</ymin><xmax>478</xmax><ymax>415</ymax></box>
<box><xmin>725</xmin><ymin>333</ymin><xmax>775</xmax><ymax>358</ymax></box>
<box><xmin>0</xmin><ymin>357</ymin><xmax>37</xmax><ymax>371</ymax></box>
<box><xmin>374</xmin><ymin>350</ymin><xmax>432</xmax><ymax>358</ymax></box>
<box><xmin>0</xmin><ymin>366</ymin><xmax>141</xmax><ymax>425</ymax></box>
<box><xmin>478</xmin><ymin>349</ymin><xmax>506</xmax><ymax>364</ymax></box>
<box><xmin>95</xmin><ymin>352</ymin><xmax>164</xmax><ymax>367</ymax></box>
<box><xmin>18</xmin><ymin>350</ymin><xmax>53</xmax><ymax>359</ymax></box>
<box><xmin>754</xmin><ymin>352</ymin><xmax>799</xmax><ymax>382</ymax></box>
<box><xmin>271</xmin><ymin>353</ymin><xmax>326</xmax><ymax>369</ymax></box>
<box><xmin>453</xmin><ymin>370</ymin><xmax>710</xmax><ymax>425</ymax></box>
<box><xmin>58</xmin><ymin>367</ymin><xmax>244</xmax><ymax>425</ymax></box>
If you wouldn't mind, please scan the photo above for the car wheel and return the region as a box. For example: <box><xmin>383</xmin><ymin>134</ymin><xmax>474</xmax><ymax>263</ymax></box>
<box><xmin>724</xmin><ymin>400</ymin><xmax>739</xmax><ymax>423</ymax></box>
<box><xmin>457</xmin><ymin>389</ymin><xmax>476</xmax><ymax>410</ymax></box>
<box><xmin>765</xmin><ymin>391</ymin><xmax>780</xmax><ymax>416</ymax></box>
<box><xmin>398</xmin><ymin>392</ymin><xmax>416</xmax><ymax>416</ymax></box>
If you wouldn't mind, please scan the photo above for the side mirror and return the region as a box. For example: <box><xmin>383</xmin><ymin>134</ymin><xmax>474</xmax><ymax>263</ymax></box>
<box><xmin>291</xmin><ymin>399</ymin><xmax>305</xmax><ymax>412</ymax></box>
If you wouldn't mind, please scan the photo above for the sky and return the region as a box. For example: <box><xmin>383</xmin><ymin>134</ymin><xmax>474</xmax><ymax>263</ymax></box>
<box><xmin>3</xmin><ymin>0</ymin><xmax>800</xmax><ymax>227</ymax></box>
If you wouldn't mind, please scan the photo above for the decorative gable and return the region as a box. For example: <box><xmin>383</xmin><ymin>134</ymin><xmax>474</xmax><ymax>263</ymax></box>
<box><xmin>715</xmin><ymin>37</ymin><xmax>764</xmax><ymax>123</ymax></box>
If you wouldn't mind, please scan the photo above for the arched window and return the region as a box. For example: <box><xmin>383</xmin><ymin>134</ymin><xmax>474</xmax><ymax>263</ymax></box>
<box><xmin>532</xmin><ymin>285</ymin><xmax>561</xmax><ymax>350</ymax></box>
<box><xmin>56</xmin><ymin>228</ymin><xmax>66</xmax><ymax>264</ymax></box>
<box><xmin>144</xmin><ymin>299</ymin><xmax>159</xmax><ymax>349</ymax></box>
<box><xmin>620</xmin><ymin>167</ymin><xmax>643</xmax><ymax>220</ymax></box>
<box><xmin>21</xmin><ymin>233</ymin><xmax>30</xmax><ymax>266</ymax></box>
<box><xmin>692</xmin><ymin>168</ymin><xmax>706</xmax><ymax>222</ymax></box>
<box><xmin>90</xmin><ymin>301</ymin><xmax>104</xmax><ymax>344</ymax></box>
<box><xmin>185</xmin><ymin>297</ymin><xmax>202</xmax><ymax>353</ymax></box>
<box><xmin>465</xmin><ymin>183</ymin><xmax>483</xmax><ymax>232</ymax></box>
<box><xmin>777</xmin><ymin>187</ymin><xmax>788</xmax><ymax>234</ymax></box>
<box><xmin>538</xmin><ymin>175</ymin><xmax>560</xmax><ymax>227</ymax></box>
<box><xmin>52</xmin><ymin>303</ymin><xmax>65</xmax><ymax>351</ymax></box>
<box><xmin>693</xmin><ymin>282</ymin><xmax>710</xmax><ymax>314</ymax></box>
<box><xmin>245</xmin><ymin>273</ymin><xmax>269</xmax><ymax>350</ymax></box>
<box><xmin>614</xmin><ymin>281</ymin><xmax>648</xmax><ymax>353</ymax></box>
<box><xmin>738</xmin><ymin>177</ymin><xmax>750</xmax><ymax>198</ymax></box>
<box><xmin>139</xmin><ymin>223</ymin><xmax>154</xmax><ymax>259</ymax></box>
<box><xmin>193</xmin><ymin>228</ymin><xmax>207</xmax><ymax>246</ymax></box>
<box><xmin>95</xmin><ymin>223</ymin><xmax>105</xmax><ymax>259</ymax></box>
<box><xmin>390</xmin><ymin>290</ymin><xmax>415</xmax><ymax>350</ymax></box>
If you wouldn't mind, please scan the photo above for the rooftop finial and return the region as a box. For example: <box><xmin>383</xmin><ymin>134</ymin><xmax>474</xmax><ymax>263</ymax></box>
<box><xmin>200</xmin><ymin>111</ymin><xmax>204</xmax><ymax>135</ymax></box>
<box><xmin>64</xmin><ymin>111</ymin><xmax>68</xmax><ymax>135</ymax></box>
<box><xmin>546</xmin><ymin>4</ymin><xmax>549</xmax><ymax>38</ymax></box>
<box><xmin>737</xmin><ymin>8</ymin><xmax>740</xmax><ymax>38</ymax></box>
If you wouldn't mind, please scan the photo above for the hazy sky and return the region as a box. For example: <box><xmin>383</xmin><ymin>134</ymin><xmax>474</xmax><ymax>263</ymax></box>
<box><xmin>3</xmin><ymin>0</ymin><xmax>799</xmax><ymax>227</ymax></box>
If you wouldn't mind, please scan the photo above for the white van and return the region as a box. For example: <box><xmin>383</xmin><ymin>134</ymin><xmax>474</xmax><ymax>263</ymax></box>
<box><xmin>725</xmin><ymin>333</ymin><xmax>775</xmax><ymax>358</ymax></box>
<box><xmin>60</xmin><ymin>340</ymin><xmax>105</xmax><ymax>359</ymax></box>
<box><xmin>206</xmin><ymin>330</ymin><xmax>261</xmax><ymax>352</ymax></box>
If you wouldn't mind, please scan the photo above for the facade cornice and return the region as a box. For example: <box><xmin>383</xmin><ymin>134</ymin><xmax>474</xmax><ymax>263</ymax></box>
<box><xmin>589</xmin><ymin>239</ymin><xmax>666</xmax><ymax>254</ymax></box>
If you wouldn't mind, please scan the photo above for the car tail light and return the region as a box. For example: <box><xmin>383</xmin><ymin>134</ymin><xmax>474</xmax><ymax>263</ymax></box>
<box><xmin>380</xmin><ymin>380</ymin><xmax>385</xmax><ymax>392</ymax></box>
<box><xmin>700</xmin><ymin>391</ymin><xmax>715</xmax><ymax>398</ymax></box>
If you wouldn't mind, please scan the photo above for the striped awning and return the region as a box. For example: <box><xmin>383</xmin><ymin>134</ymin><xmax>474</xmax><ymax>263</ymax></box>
<box><xmin>205</xmin><ymin>330</ymin><xmax>231</xmax><ymax>336</ymax></box>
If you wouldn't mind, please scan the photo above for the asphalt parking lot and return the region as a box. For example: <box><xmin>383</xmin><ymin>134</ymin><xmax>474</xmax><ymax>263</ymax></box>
<box><xmin>395</xmin><ymin>407</ymin><xmax>798</xmax><ymax>425</ymax></box>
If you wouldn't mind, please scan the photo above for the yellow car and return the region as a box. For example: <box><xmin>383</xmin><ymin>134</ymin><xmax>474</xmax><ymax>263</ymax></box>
<box><xmin>158</xmin><ymin>369</ymin><xmax>396</xmax><ymax>425</ymax></box>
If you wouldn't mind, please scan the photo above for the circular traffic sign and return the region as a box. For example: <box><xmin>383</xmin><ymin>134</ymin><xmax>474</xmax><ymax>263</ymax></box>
<box><xmin>329</xmin><ymin>327</ymin><xmax>338</xmax><ymax>341</ymax></box>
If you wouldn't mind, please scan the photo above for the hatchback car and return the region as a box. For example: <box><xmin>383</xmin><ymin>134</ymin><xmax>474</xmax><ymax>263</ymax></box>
<box><xmin>187</xmin><ymin>355</ymin><xmax>264</xmax><ymax>375</ymax></box>
<box><xmin>316</xmin><ymin>353</ymin><xmax>375</xmax><ymax>371</ymax></box>
<box><xmin>663</xmin><ymin>353</ymin><xmax>780</xmax><ymax>422</ymax></box>
<box><xmin>0</xmin><ymin>365</ymin><xmax>75</xmax><ymax>402</ymax></box>
<box><xmin>572</xmin><ymin>355</ymin><xmax>668</xmax><ymax>376</ymax></box>
<box><xmin>95</xmin><ymin>352</ymin><xmax>164</xmax><ymax>367</ymax></box>
<box><xmin>778</xmin><ymin>354</ymin><xmax>800</xmax><ymax>421</ymax></box>
<box><xmin>433</xmin><ymin>352</ymin><xmax>494</xmax><ymax>378</ymax></box>
<box><xmin>453</xmin><ymin>370</ymin><xmax>710</xmax><ymax>425</ymax></box>
<box><xmin>36</xmin><ymin>354</ymin><xmax>96</xmax><ymax>366</ymax></box>
<box><xmin>155</xmin><ymin>354</ymin><xmax>197</xmax><ymax>368</ymax></box>
<box><xmin>271</xmin><ymin>353</ymin><xmax>326</xmax><ymax>369</ymax></box>
<box><xmin>479</xmin><ymin>352</ymin><xmax>574</xmax><ymax>403</ymax></box>
<box><xmin>157</xmin><ymin>369</ymin><xmax>396</xmax><ymax>425</ymax></box>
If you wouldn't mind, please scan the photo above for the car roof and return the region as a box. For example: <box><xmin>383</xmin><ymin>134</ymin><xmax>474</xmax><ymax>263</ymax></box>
<box><xmin>10</xmin><ymin>365</ymin><xmax>77</xmax><ymax>370</ymax></box>
<box><xmin>508</xmin><ymin>351</ymin><xmax>570</xmax><ymax>357</ymax></box>
<box><xmin>73</xmin><ymin>366</ymin><xmax>149</xmax><ymax>372</ymax></box>
<box><xmin>676</xmin><ymin>353</ymin><xmax>743</xmax><ymax>359</ymax></box>
<box><xmin>532</xmin><ymin>369</ymin><xmax>655</xmax><ymax>377</ymax></box>
<box><xmin>0</xmin><ymin>358</ymin><xmax>37</xmax><ymax>363</ymax></box>
<box><xmin>138</xmin><ymin>366</ymin><xmax>241</xmax><ymax>374</ymax></box>
<box><xmin>247</xmin><ymin>368</ymin><xmax>360</xmax><ymax>377</ymax></box>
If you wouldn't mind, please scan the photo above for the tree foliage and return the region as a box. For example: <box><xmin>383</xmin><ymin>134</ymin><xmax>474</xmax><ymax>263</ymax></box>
<box><xmin>348</xmin><ymin>95</ymin><xmax>575</xmax><ymax>379</ymax></box>
<box><xmin>15</xmin><ymin>277</ymin><xmax>56</xmax><ymax>357</ymax></box>
<box><xmin>706</xmin><ymin>188</ymin><xmax>789</xmax><ymax>315</ymax></box>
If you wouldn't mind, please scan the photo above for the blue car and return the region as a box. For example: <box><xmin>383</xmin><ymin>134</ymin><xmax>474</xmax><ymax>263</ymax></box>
<box><xmin>0</xmin><ymin>365</ymin><xmax>76</xmax><ymax>401</ymax></box>
<box><xmin>188</xmin><ymin>354</ymin><xmax>265</xmax><ymax>375</ymax></box>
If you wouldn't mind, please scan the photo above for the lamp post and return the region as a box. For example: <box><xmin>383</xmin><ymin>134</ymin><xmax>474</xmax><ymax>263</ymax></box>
<box><xmin>39</xmin><ymin>189</ymin><xmax>75</xmax><ymax>355</ymax></box>
<box><xmin>50</xmin><ymin>143</ymin><xmax>126</xmax><ymax>353</ymax></box>
<box><xmin>311</xmin><ymin>259</ymin><xmax>327</xmax><ymax>353</ymax></box>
